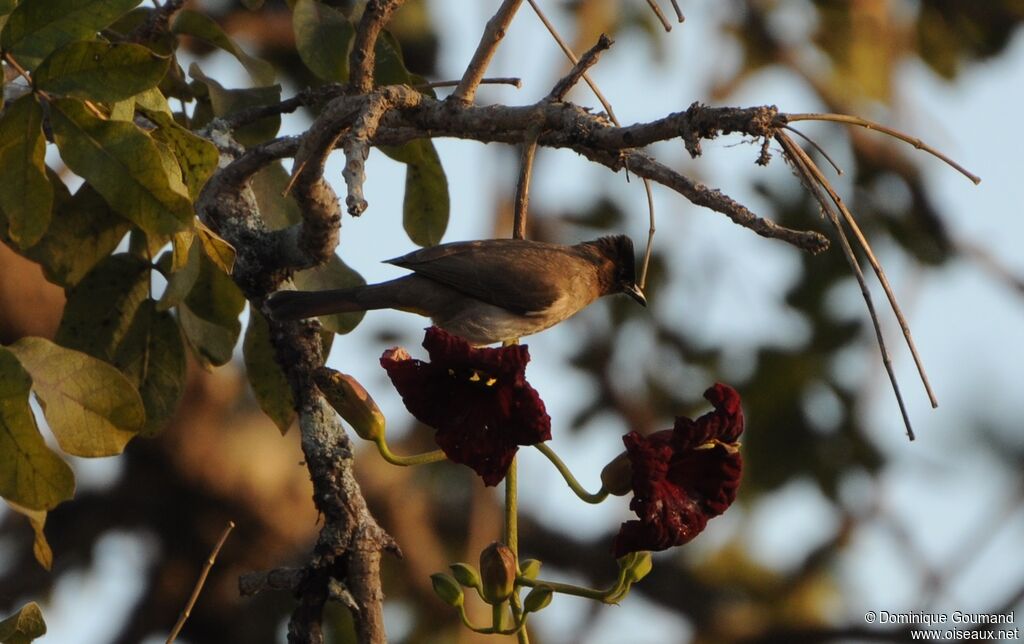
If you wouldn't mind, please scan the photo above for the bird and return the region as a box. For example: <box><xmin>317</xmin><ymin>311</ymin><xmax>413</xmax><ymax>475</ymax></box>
<box><xmin>266</xmin><ymin>235</ymin><xmax>647</xmax><ymax>345</ymax></box>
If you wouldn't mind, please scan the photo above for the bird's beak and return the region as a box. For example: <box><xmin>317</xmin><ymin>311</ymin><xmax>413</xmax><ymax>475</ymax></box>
<box><xmin>624</xmin><ymin>283</ymin><xmax>647</xmax><ymax>307</ymax></box>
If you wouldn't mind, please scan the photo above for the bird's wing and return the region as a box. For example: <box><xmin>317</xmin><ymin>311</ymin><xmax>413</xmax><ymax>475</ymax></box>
<box><xmin>385</xmin><ymin>240</ymin><xmax>573</xmax><ymax>315</ymax></box>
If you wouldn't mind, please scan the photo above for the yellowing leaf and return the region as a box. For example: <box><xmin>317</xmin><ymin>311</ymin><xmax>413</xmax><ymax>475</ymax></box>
<box><xmin>22</xmin><ymin>183</ymin><xmax>130</xmax><ymax>288</ymax></box>
<box><xmin>10</xmin><ymin>337</ymin><xmax>144</xmax><ymax>457</ymax></box>
<box><xmin>293</xmin><ymin>0</ymin><xmax>354</xmax><ymax>82</ymax></box>
<box><xmin>196</xmin><ymin>220</ymin><xmax>236</xmax><ymax>274</ymax></box>
<box><xmin>178</xmin><ymin>251</ymin><xmax>245</xmax><ymax>368</ymax></box>
<box><xmin>381</xmin><ymin>139</ymin><xmax>449</xmax><ymax>247</ymax></box>
<box><xmin>0</xmin><ymin>601</ymin><xmax>47</xmax><ymax>643</ymax></box>
<box><xmin>49</xmin><ymin>97</ymin><xmax>193</xmax><ymax>236</ymax></box>
<box><xmin>188</xmin><ymin>64</ymin><xmax>281</xmax><ymax>146</ymax></box>
<box><xmin>144</xmin><ymin>109</ymin><xmax>218</xmax><ymax>201</ymax></box>
<box><xmin>113</xmin><ymin>301</ymin><xmax>185</xmax><ymax>436</ymax></box>
<box><xmin>243</xmin><ymin>310</ymin><xmax>296</xmax><ymax>433</ymax></box>
<box><xmin>56</xmin><ymin>254</ymin><xmax>150</xmax><ymax>362</ymax></box>
<box><xmin>5</xmin><ymin>501</ymin><xmax>53</xmax><ymax>571</ymax></box>
<box><xmin>0</xmin><ymin>0</ymin><xmax>141</xmax><ymax>69</ymax></box>
<box><xmin>0</xmin><ymin>95</ymin><xmax>52</xmax><ymax>248</ymax></box>
<box><xmin>0</xmin><ymin>347</ymin><xmax>75</xmax><ymax>511</ymax></box>
<box><xmin>156</xmin><ymin>232</ymin><xmax>201</xmax><ymax>311</ymax></box>
<box><xmin>171</xmin><ymin>9</ymin><xmax>275</xmax><ymax>85</ymax></box>
<box><xmin>34</xmin><ymin>41</ymin><xmax>170</xmax><ymax>103</ymax></box>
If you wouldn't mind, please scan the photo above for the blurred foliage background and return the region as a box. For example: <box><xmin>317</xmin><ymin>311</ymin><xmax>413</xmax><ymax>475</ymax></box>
<box><xmin>2</xmin><ymin>0</ymin><xmax>1023</xmax><ymax>642</ymax></box>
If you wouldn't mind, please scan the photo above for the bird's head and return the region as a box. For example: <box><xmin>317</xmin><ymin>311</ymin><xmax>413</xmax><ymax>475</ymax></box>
<box><xmin>588</xmin><ymin>235</ymin><xmax>647</xmax><ymax>306</ymax></box>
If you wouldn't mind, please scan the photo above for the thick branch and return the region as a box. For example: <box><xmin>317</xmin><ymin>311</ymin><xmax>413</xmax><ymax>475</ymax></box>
<box><xmin>226</xmin><ymin>92</ymin><xmax>827</xmax><ymax>253</ymax></box>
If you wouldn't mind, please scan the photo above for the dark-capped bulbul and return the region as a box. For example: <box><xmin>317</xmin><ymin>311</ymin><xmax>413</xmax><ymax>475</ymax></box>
<box><xmin>266</xmin><ymin>235</ymin><xmax>646</xmax><ymax>345</ymax></box>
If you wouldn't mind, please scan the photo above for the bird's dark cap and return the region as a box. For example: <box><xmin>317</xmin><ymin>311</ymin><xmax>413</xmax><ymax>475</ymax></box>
<box><xmin>591</xmin><ymin>235</ymin><xmax>646</xmax><ymax>306</ymax></box>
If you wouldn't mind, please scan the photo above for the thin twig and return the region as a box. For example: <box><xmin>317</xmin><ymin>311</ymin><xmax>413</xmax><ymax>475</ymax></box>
<box><xmin>639</xmin><ymin>177</ymin><xmax>656</xmax><ymax>290</ymax></box>
<box><xmin>784</xmin><ymin>112</ymin><xmax>981</xmax><ymax>185</ymax></box>
<box><xmin>668</xmin><ymin>0</ymin><xmax>685</xmax><ymax>22</ymax></box>
<box><xmin>514</xmin><ymin>126</ymin><xmax>540</xmax><ymax>240</ymax></box>
<box><xmin>525</xmin><ymin>0</ymin><xmax>660</xmax><ymax>285</ymax></box>
<box><xmin>547</xmin><ymin>34</ymin><xmax>613</xmax><ymax>102</ymax></box>
<box><xmin>3</xmin><ymin>52</ymin><xmax>32</xmax><ymax>85</ymax></box>
<box><xmin>645</xmin><ymin>0</ymin><xmax>673</xmax><ymax>32</ymax></box>
<box><xmin>525</xmin><ymin>0</ymin><xmax>618</xmax><ymax>124</ymax></box>
<box><xmin>452</xmin><ymin>0</ymin><xmax>525</xmax><ymax>104</ymax></box>
<box><xmin>167</xmin><ymin>520</ymin><xmax>235</xmax><ymax>644</ymax></box>
<box><xmin>417</xmin><ymin>76</ymin><xmax>522</xmax><ymax>90</ymax></box>
<box><xmin>783</xmin><ymin>131</ymin><xmax>939</xmax><ymax>409</ymax></box>
<box><xmin>777</xmin><ymin>132</ymin><xmax>917</xmax><ymax>440</ymax></box>
<box><xmin>783</xmin><ymin>125</ymin><xmax>843</xmax><ymax>175</ymax></box>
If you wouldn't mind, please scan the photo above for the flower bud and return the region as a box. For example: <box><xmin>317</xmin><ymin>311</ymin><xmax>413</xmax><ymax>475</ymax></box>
<box><xmin>449</xmin><ymin>562</ymin><xmax>482</xmax><ymax>589</ymax></box>
<box><xmin>625</xmin><ymin>551</ymin><xmax>652</xmax><ymax>583</ymax></box>
<box><xmin>479</xmin><ymin>542</ymin><xmax>517</xmax><ymax>604</ymax></box>
<box><xmin>519</xmin><ymin>558</ymin><xmax>542</xmax><ymax>581</ymax></box>
<box><xmin>600</xmin><ymin>451</ymin><xmax>633</xmax><ymax>496</ymax></box>
<box><xmin>314</xmin><ymin>368</ymin><xmax>386</xmax><ymax>442</ymax></box>
<box><xmin>523</xmin><ymin>585</ymin><xmax>554</xmax><ymax>613</ymax></box>
<box><xmin>430</xmin><ymin>573</ymin><xmax>465</xmax><ymax>607</ymax></box>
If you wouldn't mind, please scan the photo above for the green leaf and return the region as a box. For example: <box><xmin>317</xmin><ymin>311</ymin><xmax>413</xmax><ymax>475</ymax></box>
<box><xmin>56</xmin><ymin>253</ymin><xmax>150</xmax><ymax>362</ymax></box>
<box><xmin>251</xmin><ymin>162</ymin><xmax>302</xmax><ymax>230</ymax></box>
<box><xmin>22</xmin><ymin>182</ymin><xmax>130</xmax><ymax>288</ymax></box>
<box><xmin>0</xmin><ymin>347</ymin><xmax>75</xmax><ymax>511</ymax></box>
<box><xmin>293</xmin><ymin>253</ymin><xmax>366</xmax><ymax>334</ymax></box>
<box><xmin>171</xmin><ymin>9</ymin><xmax>275</xmax><ymax>85</ymax></box>
<box><xmin>188</xmin><ymin>65</ymin><xmax>282</xmax><ymax>146</ymax></box>
<box><xmin>293</xmin><ymin>0</ymin><xmax>354</xmax><ymax>82</ymax></box>
<box><xmin>145</xmin><ymin>109</ymin><xmax>218</xmax><ymax>201</ymax></box>
<box><xmin>112</xmin><ymin>300</ymin><xmax>185</xmax><ymax>436</ymax></box>
<box><xmin>0</xmin><ymin>601</ymin><xmax>47</xmax><ymax>643</ymax></box>
<box><xmin>0</xmin><ymin>95</ymin><xmax>52</xmax><ymax>248</ymax></box>
<box><xmin>382</xmin><ymin>139</ymin><xmax>449</xmax><ymax>247</ymax></box>
<box><xmin>34</xmin><ymin>41</ymin><xmax>170</xmax><ymax>103</ymax></box>
<box><xmin>0</xmin><ymin>0</ymin><xmax>141</xmax><ymax>70</ymax></box>
<box><xmin>49</xmin><ymin>98</ymin><xmax>193</xmax><ymax>236</ymax></box>
<box><xmin>243</xmin><ymin>310</ymin><xmax>296</xmax><ymax>433</ymax></box>
<box><xmin>373</xmin><ymin>30</ymin><xmax>412</xmax><ymax>86</ymax></box>
<box><xmin>10</xmin><ymin>337</ymin><xmax>144</xmax><ymax>457</ymax></box>
<box><xmin>0</xmin><ymin>0</ymin><xmax>17</xmax><ymax>35</ymax></box>
<box><xmin>5</xmin><ymin>500</ymin><xmax>53</xmax><ymax>571</ymax></box>
<box><xmin>178</xmin><ymin>251</ymin><xmax>245</xmax><ymax>368</ymax></box>
<box><xmin>156</xmin><ymin>232</ymin><xmax>200</xmax><ymax>311</ymax></box>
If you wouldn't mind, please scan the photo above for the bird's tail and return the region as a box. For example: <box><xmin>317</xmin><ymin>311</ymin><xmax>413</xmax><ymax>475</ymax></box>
<box><xmin>266</xmin><ymin>278</ymin><xmax>422</xmax><ymax>321</ymax></box>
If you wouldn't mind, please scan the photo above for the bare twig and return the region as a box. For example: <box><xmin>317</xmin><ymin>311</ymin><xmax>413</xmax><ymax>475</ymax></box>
<box><xmin>783</xmin><ymin>125</ymin><xmax>843</xmax><ymax>175</ymax></box>
<box><xmin>167</xmin><ymin>520</ymin><xmax>235</xmax><ymax>644</ymax></box>
<box><xmin>639</xmin><ymin>178</ymin><xmax>657</xmax><ymax>289</ymax></box>
<box><xmin>239</xmin><ymin>567</ymin><xmax>306</xmax><ymax>597</ymax></box>
<box><xmin>349</xmin><ymin>0</ymin><xmax>407</xmax><ymax>94</ymax></box>
<box><xmin>514</xmin><ymin>125</ymin><xmax>540</xmax><ymax>240</ymax></box>
<box><xmin>452</xmin><ymin>0</ymin><xmax>525</xmax><ymax>104</ymax></box>
<box><xmin>418</xmin><ymin>76</ymin><xmax>522</xmax><ymax>90</ymax></box>
<box><xmin>669</xmin><ymin>0</ymin><xmax>686</xmax><ymax>22</ymax></box>
<box><xmin>645</xmin><ymin>0</ymin><xmax>673</xmax><ymax>32</ymax></box>
<box><xmin>547</xmin><ymin>34</ymin><xmax>613</xmax><ymax>102</ymax></box>
<box><xmin>526</xmin><ymin>0</ymin><xmax>618</xmax><ymax>123</ymax></box>
<box><xmin>784</xmin><ymin>112</ymin><xmax>981</xmax><ymax>185</ymax></box>
<box><xmin>782</xmin><ymin>131</ymin><xmax>939</xmax><ymax>409</ymax></box>
<box><xmin>777</xmin><ymin>131</ymin><xmax>917</xmax><ymax>440</ymax></box>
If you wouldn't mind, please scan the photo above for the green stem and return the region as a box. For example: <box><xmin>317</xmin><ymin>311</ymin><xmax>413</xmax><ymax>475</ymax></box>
<box><xmin>518</xmin><ymin>575</ymin><xmax>625</xmax><ymax>603</ymax></box>
<box><xmin>505</xmin><ymin>458</ymin><xmax>530</xmax><ymax>644</ymax></box>
<box><xmin>373</xmin><ymin>438</ymin><xmax>446</xmax><ymax>466</ymax></box>
<box><xmin>534</xmin><ymin>443</ymin><xmax>609</xmax><ymax>504</ymax></box>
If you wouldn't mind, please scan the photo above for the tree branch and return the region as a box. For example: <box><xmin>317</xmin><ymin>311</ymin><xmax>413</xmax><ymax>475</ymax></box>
<box><xmin>349</xmin><ymin>0</ymin><xmax>407</xmax><ymax>94</ymax></box>
<box><xmin>452</xmin><ymin>0</ymin><xmax>525</xmax><ymax>104</ymax></box>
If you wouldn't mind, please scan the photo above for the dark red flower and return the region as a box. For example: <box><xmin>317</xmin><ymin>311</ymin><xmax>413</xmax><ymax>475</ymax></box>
<box><xmin>612</xmin><ymin>383</ymin><xmax>744</xmax><ymax>557</ymax></box>
<box><xmin>380</xmin><ymin>327</ymin><xmax>551</xmax><ymax>486</ymax></box>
